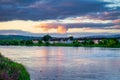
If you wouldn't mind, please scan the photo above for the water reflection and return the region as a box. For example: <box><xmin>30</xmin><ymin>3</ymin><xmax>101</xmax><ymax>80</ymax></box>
<box><xmin>0</xmin><ymin>46</ymin><xmax>120</xmax><ymax>80</ymax></box>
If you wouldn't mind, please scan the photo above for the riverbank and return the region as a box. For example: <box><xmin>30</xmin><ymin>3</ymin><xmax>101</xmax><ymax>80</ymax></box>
<box><xmin>0</xmin><ymin>53</ymin><xmax>30</xmax><ymax>80</ymax></box>
<box><xmin>49</xmin><ymin>43</ymin><xmax>120</xmax><ymax>48</ymax></box>
<box><xmin>0</xmin><ymin>43</ymin><xmax>120</xmax><ymax>48</ymax></box>
<box><xmin>14</xmin><ymin>43</ymin><xmax>120</xmax><ymax>48</ymax></box>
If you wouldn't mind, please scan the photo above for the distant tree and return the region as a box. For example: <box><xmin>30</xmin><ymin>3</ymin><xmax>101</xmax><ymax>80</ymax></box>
<box><xmin>99</xmin><ymin>38</ymin><xmax>119</xmax><ymax>47</ymax></box>
<box><xmin>88</xmin><ymin>40</ymin><xmax>94</xmax><ymax>45</ymax></box>
<box><xmin>114</xmin><ymin>39</ymin><xmax>119</xmax><ymax>44</ymax></box>
<box><xmin>107</xmin><ymin>39</ymin><xmax>118</xmax><ymax>47</ymax></box>
<box><xmin>0</xmin><ymin>40</ymin><xmax>5</xmax><ymax>45</ymax></box>
<box><xmin>11</xmin><ymin>40</ymin><xmax>20</xmax><ymax>45</ymax></box>
<box><xmin>25</xmin><ymin>40</ymin><xmax>33</xmax><ymax>45</ymax></box>
<box><xmin>83</xmin><ymin>39</ymin><xmax>94</xmax><ymax>45</ymax></box>
<box><xmin>73</xmin><ymin>40</ymin><xmax>80</xmax><ymax>46</ymax></box>
<box><xmin>20</xmin><ymin>40</ymin><xmax>26</xmax><ymax>45</ymax></box>
<box><xmin>69</xmin><ymin>36</ymin><xmax>74</xmax><ymax>41</ymax></box>
<box><xmin>42</xmin><ymin>34</ymin><xmax>52</xmax><ymax>42</ymax></box>
<box><xmin>38</xmin><ymin>40</ymin><xmax>43</xmax><ymax>44</ymax></box>
<box><xmin>107</xmin><ymin>39</ymin><xmax>115</xmax><ymax>46</ymax></box>
<box><xmin>45</xmin><ymin>41</ymin><xmax>50</xmax><ymax>46</ymax></box>
<box><xmin>99</xmin><ymin>39</ymin><xmax>107</xmax><ymax>45</ymax></box>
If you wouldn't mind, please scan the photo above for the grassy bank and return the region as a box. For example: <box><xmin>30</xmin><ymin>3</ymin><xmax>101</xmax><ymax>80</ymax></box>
<box><xmin>0</xmin><ymin>53</ymin><xmax>30</xmax><ymax>80</ymax></box>
<box><xmin>33</xmin><ymin>43</ymin><xmax>120</xmax><ymax>48</ymax></box>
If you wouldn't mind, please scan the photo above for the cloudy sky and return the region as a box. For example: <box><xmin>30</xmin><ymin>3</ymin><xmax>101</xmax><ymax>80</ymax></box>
<box><xmin>0</xmin><ymin>0</ymin><xmax>120</xmax><ymax>36</ymax></box>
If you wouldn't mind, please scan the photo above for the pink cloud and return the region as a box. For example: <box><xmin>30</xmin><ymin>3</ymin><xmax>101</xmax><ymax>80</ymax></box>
<box><xmin>35</xmin><ymin>23</ymin><xmax>56</xmax><ymax>31</ymax></box>
<box><xmin>34</xmin><ymin>23</ymin><xmax>67</xmax><ymax>33</ymax></box>
<box><xmin>57</xmin><ymin>26</ymin><xmax>67</xmax><ymax>34</ymax></box>
<box><xmin>113</xmin><ymin>19</ymin><xmax>120</xmax><ymax>24</ymax></box>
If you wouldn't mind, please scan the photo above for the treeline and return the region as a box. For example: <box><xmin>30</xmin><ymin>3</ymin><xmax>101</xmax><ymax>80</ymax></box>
<box><xmin>74</xmin><ymin>38</ymin><xmax>120</xmax><ymax>47</ymax></box>
<box><xmin>0</xmin><ymin>40</ymin><xmax>48</xmax><ymax>46</ymax></box>
<box><xmin>0</xmin><ymin>34</ymin><xmax>119</xmax><ymax>47</ymax></box>
<box><xmin>0</xmin><ymin>40</ymin><xmax>34</xmax><ymax>46</ymax></box>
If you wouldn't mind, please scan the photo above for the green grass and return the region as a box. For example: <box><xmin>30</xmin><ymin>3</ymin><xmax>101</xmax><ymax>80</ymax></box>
<box><xmin>50</xmin><ymin>43</ymin><xmax>74</xmax><ymax>46</ymax></box>
<box><xmin>18</xmin><ymin>43</ymin><xmax>120</xmax><ymax>48</ymax></box>
<box><xmin>79</xmin><ymin>44</ymin><xmax>120</xmax><ymax>48</ymax></box>
<box><xmin>0</xmin><ymin>53</ymin><xmax>30</xmax><ymax>80</ymax></box>
<box><xmin>45</xmin><ymin>43</ymin><xmax>120</xmax><ymax>48</ymax></box>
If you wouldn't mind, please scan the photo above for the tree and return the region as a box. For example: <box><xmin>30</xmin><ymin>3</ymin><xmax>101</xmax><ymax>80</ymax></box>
<box><xmin>69</xmin><ymin>36</ymin><xmax>74</xmax><ymax>41</ymax></box>
<box><xmin>107</xmin><ymin>39</ymin><xmax>118</xmax><ymax>47</ymax></box>
<box><xmin>83</xmin><ymin>39</ymin><xmax>94</xmax><ymax>45</ymax></box>
<box><xmin>42</xmin><ymin>34</ymin><xmax>52</xmax><ymax>42</ymax></box>
<box><xmin>73</xmin><ymin>40</ymin><xmax>80</xmax><ymax>46</ymax></box>
<box><xmin>99</xmin><ymin>38</ymin><xmax>119</xmax><ymax>47</ymax></box>
<box><xmin>99</xmin><ymin>39</ymin><xmax>107</xmax><ymax>45</ymax></box>
<box><xmin>38</xmin><ymin>40</ymin><xmax>43</xmax><ymax>45</ymax></box>
<box><xmin>88</xmin><ymin>40</ymin><xmax>94</xmax><ymax>45</ymax></box>
<box><xmin>10</xmin><ymin>40</ymin><xmax>20</xmax><ymax>45</ymax></box>
<box><xmin>45</xmin><ymin>41</ymin><xmax>50</xmax><ymax>46</ymax></box>
<box><xmin>25</xmin><ymin>40</ymin><xmax>33</xmax><ymax>45</ymax></box>
<box><xmin>20</xmin><ymin>40</ymin><xmax>26</xmax><ymax>45</ymax></box>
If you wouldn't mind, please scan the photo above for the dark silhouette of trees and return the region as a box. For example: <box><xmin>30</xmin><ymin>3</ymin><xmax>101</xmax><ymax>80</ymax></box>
<box><xmin>99</xmin><ymin>39</ymin><xmax>119</xmax><ymax>47</ymax></box>
<box><xmin>73</xmin><ymin>40</ymin><xmax>80</xmax><ymax>46</ymax></box>
<box><xmin>38</xmin><ymin>40</ymin><xmax>43</xmax><ymax>45</ymax></box>
<box><xmin>25</xmin><ymin>40</ymin><xmax>33</xmax><ymax>45</ymax></box>
<box><xmin>83</xmin><ymin>39</ymin><xmax>94</xmax><ymax>45</ymax></box>
<box><xmin>42</xmin><ymin>34</ymin><xmax>52</xmax><ymax>42</ymax></box>
<box><xmin>69</xmin><ymin>36</ymin><xmax>74</xmax><ymax>41</ymax></box>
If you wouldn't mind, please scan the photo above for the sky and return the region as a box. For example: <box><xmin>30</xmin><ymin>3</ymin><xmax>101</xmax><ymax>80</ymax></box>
<box><xmin>0</xmin><ymin>0</ymin><xmax>120</xmax><ymax>36</ymax></box>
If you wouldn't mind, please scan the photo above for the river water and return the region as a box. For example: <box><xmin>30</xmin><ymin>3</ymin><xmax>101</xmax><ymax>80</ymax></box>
<box><xmin>0</xmin><ymin>46</ymin><xmax>120</xmax><ymax>80</ymax></box>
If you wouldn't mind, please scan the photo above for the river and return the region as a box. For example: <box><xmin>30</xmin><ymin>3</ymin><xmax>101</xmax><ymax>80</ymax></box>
<box><xmin>0</xmin><ymin>46</ymin><xmax>120</xmax><ymax>80</ymax></box>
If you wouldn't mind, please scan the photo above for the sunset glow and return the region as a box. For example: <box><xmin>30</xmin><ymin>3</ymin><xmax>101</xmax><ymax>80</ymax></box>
<box><xmin>0</xmin><ymin>0</ymin><xmax>120</xmax><ymax>36</ymax></box>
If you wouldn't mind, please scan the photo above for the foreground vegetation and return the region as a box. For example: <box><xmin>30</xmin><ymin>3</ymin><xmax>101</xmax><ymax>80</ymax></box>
<box><xmin>0</xmin><ymin>53</ymin><xmax>30</xmax><ymax>80</ymax></box>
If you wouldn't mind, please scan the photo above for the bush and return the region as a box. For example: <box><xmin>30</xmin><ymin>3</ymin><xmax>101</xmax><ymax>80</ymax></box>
<box><xmin>45</xmin><ymin>41</ymin><xmax>50</xmax><ymax>46</ymax></box>
<box><xmin>73</xmin><ymin>40</ymin><xmax>80</xmax><ymax>46</ymax></box>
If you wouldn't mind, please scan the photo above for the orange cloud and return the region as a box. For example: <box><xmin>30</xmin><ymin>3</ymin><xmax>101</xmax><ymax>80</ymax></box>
<box><xmin>35</xmin><ymin>23</ymin><xmax>56</xmax><ymax>31</ymax></box>
<box><xmin>35</xmin><ymin>23</ymin><xmax>67</xmax><ymax>33</ymax></box>
<box><xmin>57</xmin><ymin>26</ymin><xmax>67</xmax><ymax>34</ymax></box>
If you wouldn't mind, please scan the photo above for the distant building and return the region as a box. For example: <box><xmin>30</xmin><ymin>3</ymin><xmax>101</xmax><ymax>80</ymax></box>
<box><xmin>32</xmin><ymin>40</ymin><xmax>39</xmax><ymax>44</ymax></box>
<box><xmin>78</xmin><ymin>40</ymin><xmax>84</xmax><ymax>43</ymax></box>
<box><xmin>66</xmin><ymin>39</ymin><xmax>73</xmax><ymax>44</ymax></box>
<box><xmin>48</xmin><ymin>38</ymin><xmax>73</xmax><ymax>44</ymax></box>
<box><xmin>93</xmin><ymin>39</ymin><xmax>100</xmax><ymax>44</ymax></box>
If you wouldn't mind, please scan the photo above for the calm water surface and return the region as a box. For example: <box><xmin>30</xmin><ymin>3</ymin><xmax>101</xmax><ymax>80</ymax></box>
<box><xmin>0</xmin><ymin>46</ymin><xmax>120</xmax><ymax>80</ymax></box>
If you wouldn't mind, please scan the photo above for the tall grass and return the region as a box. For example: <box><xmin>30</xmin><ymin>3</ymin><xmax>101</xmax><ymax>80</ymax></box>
<box><xmin>0</xmin><ymin>53</ymin><xmax>30</xmax><ymax>80</ymax></box>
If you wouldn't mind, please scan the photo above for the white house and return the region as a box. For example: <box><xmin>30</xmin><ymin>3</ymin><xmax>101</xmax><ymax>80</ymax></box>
<box><xmin>32</xmin><ymin>40</ymin><xmax>39</xmax><ymax>44</ymax></box>
<box><xmin>78</xmin><ymin>40</ymin><xmax>84</xmax><ymax>43</ymax></box>
<box><xmin>93</xmin><ymin>39</ymin><xmax>99</xmax><ymax>44</ymax></box>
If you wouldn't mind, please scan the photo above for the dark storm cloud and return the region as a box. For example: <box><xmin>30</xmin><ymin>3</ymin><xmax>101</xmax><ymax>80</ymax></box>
<box><xmin>65</xmin><ymin>23</ymin><xmax>115</xmax><ymax>29</ymax></box>
<box><xmin>0</xmin><ymin>0</ymin><xmax>110</xmax><ymax>21</ymax></box>
<box><xmin>86</xmin><ymin>11</ymin><xmax>120</xmax><ymax>20</ymax></box>
<box><xmin>0</xmin><ymin>0</ymin><xmax>37</xmax><ymax>4</ymax></box>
